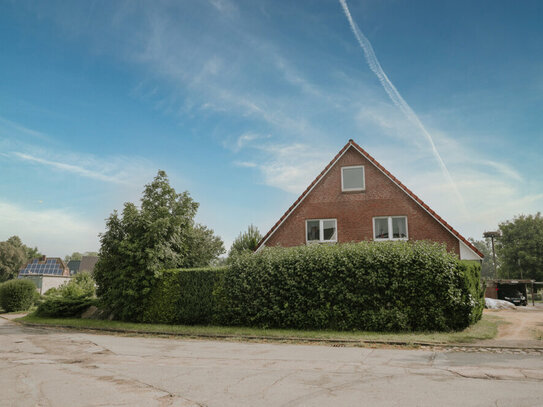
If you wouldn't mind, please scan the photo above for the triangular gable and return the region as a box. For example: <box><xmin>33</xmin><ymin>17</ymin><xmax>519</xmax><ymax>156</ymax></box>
<box><xmin>256</xmin><ymin>139</ymin><xmax>483</xmax><ymax>259</ymax></box>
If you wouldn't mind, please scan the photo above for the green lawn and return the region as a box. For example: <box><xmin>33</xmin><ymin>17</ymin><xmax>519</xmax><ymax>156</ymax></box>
<box><xmin>17</xmin><ymin>313</ymin><xmax>502</xmax><ymax>345</ymax></box>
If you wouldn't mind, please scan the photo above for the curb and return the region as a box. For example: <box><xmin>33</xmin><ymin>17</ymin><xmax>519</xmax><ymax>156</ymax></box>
<box><xmin>14</xmin><ymin>320</ymin><xmax>543</xmax><ymax>351</ymax></box>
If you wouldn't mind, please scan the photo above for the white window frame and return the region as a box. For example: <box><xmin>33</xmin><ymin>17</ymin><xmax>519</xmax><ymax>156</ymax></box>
<box><xmin>373</xmin><ymin>216</ymin><xmax>408</xmax><ymax>241</ymax></box>
<box><xmin>305</xmin><ymin>218</ymin><xmax>338</xmax><ymax>244</ymax></box>
<box><xmin>341</xmin><ymin>165</ymin><xmax>365</xmax><ymax>192</ymax></box>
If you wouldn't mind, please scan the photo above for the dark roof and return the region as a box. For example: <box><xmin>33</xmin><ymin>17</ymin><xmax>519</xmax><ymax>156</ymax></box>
<box><xmin>67</xmin><ymin>260</ymin><xmax>81</xmax><ymax>273</ymax></box>
<box><xmin>79</xmin><ymin>256</ymin><xmax>99</xmax><ymax>273</ymax></box>
<box><xmin>256</xmin><ymin>139</ymin><xmax>484</xmax><ymax>259</ymax></box>
<box><xmin>18</xmin><ymin>256</ymin><xmax>70</xmax><ymax>277</ymax></box>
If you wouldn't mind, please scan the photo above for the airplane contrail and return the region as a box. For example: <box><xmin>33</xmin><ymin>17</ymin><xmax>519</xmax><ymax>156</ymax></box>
<box><xmin>338</xmin><ymin>0</ymin><xmax>465</xmax><ymax>209</ymax></box>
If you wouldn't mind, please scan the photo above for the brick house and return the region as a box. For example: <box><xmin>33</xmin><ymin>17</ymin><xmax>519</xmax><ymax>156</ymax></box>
<box><xmin>256</xmin><ymin>139</ymin><xmax>483</xmax><ymax>261</ymax></box>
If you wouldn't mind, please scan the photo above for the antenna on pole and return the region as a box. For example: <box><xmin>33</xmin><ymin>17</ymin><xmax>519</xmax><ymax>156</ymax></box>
<box><xmin>483</xmin><ymin>231</ymin><xmax>501</xmax><ymax>279</ymax></box>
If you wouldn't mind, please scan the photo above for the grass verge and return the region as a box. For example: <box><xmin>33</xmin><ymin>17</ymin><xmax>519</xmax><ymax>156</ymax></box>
<box><xmin>16</xmin><ymin>314</ymin><xmax>501</xmax><ymax>345</ymax></box>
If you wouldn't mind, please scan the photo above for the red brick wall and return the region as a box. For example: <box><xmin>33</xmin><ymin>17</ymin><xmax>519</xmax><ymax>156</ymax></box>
<box><xmin>264</xmin><ymin>146</ymin><xmax>461</xmax><ymax>256</ymax></box>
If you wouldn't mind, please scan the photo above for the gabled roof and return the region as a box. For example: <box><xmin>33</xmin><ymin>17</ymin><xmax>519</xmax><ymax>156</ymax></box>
<box><xmin>18</xmin><ymin>256</ymin><xmax>70</xmax><ymax>277</ymax></box>
<box><xmin>255</xmin><ymin>139</ymin><xmax>483</xmax><ymax>259</ymax></box>
<box><xmin>79</xmin><ymin>256</ymin><xmax>99</xmax><ymax>274</ymax></box>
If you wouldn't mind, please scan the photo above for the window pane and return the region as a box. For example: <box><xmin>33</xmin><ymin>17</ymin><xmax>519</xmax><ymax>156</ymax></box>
<box><xmin>392</xmin><ymin>217</ymin><xmax>407</xmax><ymax>238</ymax></box>
<box><xmin>374</xmin><ymin>218</ymin><xmax>389</xmax><ymax>239</ymax></box>
<box><xmin>322</xmin><ymin>220</ymin><xmax>337</xmax><ymax>241</ymax></box>
<box><xmin>342</xmin><ymin>167</ymin><xmax>364</xmax><ymax>190</ymax></box>
<box><xmin>307</xmin><ymin>220</ymin><xmax>320</xmax><ymax>241</ymax></box>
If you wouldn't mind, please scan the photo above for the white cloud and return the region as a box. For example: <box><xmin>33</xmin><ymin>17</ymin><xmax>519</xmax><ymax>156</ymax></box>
<box><xmin>233</xmin><ymin>141</ymin><xmax>334</xmax><ymax>193</ymax></box>
<box><xmin>12</xmin><ymin>150</ymin><xmax>154</xmax><ymax>186</ymax></box>
<box><xmin>233</xmin><ymin>161</ymin><xmax>258</xmax><ymax>168</ymax></box>
<box><xmin>0</xmin><ymin>200</ymin><xmax>100</xmax><ymax>257</ymax></box>
<box><xmin>0</xmin><ymin>115</ymin><xmax>52</xmax><ymax>143</ymax></box>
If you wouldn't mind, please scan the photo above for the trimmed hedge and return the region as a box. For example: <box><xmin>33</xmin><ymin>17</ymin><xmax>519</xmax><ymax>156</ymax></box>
<box><xmin>217</xmin><ymin>241</ymin><xmax>483</xmax><ymax>331</ymax></box>
<box><xmin>0</xmin><ymin>279</ymin><xmax>38</xmax><ymax>312</ymax></box>
<box><xmin>141</xmin><ymin>242</ymin><xmax>483</xmax><ymax>332</ymax></box>
<box><xmin>143</xmin><ymin>267</ymin><xmax>225</xmax><ymax>324</ymax></box>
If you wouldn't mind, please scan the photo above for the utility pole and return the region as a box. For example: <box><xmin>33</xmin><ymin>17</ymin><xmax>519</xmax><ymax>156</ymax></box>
<box><xmin>483</xmin><ymin>231</ymin><xmax>501</xmax><ymax>279</ymax></box>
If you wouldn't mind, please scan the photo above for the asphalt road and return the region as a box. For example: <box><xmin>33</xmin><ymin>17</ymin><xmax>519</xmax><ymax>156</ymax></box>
<box><xmin>1</xmin><ymin>318</ymin><xmax>543</xmax><ymax>407</ymax></box>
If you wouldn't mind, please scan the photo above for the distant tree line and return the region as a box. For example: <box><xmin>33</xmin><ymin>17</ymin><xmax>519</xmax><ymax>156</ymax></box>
<box><xmin>470</xmin><ymin>212</ymin><xmax>543</xmax><ymax>281</ymax></box>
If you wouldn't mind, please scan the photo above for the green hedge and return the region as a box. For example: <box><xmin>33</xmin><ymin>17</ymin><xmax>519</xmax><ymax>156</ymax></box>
<box><xmin>217</xmin><ymin>242</ymin><xmax>483</xmax><ymax>331</ymax></box>
<box><xmin>143</xmin><ymin>267</ymin><xmax>225</xmax><ymax>324</ymax></box>
<box><xmin>140</xmin><ymin>242</ymin><xmax>483</xmax><ymax>332</ymax></box>
<box><xmin>0</xmin><ymin>279</ymin><xmax>38</xmax><ymax>312</ymax></box>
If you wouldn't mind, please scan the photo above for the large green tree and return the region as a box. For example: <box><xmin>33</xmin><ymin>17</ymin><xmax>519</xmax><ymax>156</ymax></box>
<box><xmin>0</xmin><ymin>236</ymin><xmax>41</xmax><ymax>282</ymax></box>
<box><xmin>497</xmin><ymin>213</ymin><xmax>543</xmax><ymax>280</ymax></box>
<box><xmin>93</xmin><ymin>170</ymin><xmax>224</xmax><ymax>321</ymax></box>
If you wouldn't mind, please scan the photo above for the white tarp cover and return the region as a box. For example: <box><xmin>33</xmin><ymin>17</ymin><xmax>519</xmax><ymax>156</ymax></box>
<box><xmin>485</xmin><ymin>298</ymin><xmax>517</xmax><ymax>310</ymax></box>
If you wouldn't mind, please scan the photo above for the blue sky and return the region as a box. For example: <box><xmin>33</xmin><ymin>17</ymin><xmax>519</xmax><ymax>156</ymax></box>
<box><xmin>1</xmin><ymin>0</ymin><xmax>542</xmax><ymax>256</ymax></box>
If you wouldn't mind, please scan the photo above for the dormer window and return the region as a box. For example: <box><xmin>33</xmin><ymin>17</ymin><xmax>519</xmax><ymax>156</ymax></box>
<box><xmin>341</xmin><ymin>166</ymin><xmax>365</xmax><ymax>192</ymax></box>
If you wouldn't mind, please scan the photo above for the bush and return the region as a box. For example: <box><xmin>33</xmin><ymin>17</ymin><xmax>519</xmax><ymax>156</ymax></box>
<box><xmin>143</xmin><ymin>267</ymin><xmax>225</xmax><ymax>324</ymax></box>
<box><xmin>35</xmin><ymin>272</ymin><xmax>97</xmax><ymax>318</ymax></box>
<box><xmin>216</xmin><ymin>241</ymin><xmax>483</xmax><ymax>331</ymax></box>
<box><xmin>0</xmin><ymin>279</ymin><xmax>37</xmax><ymax>312</ymax></box>
<box><xmin>35</xmin><ymin>297</ymin><xmax>98</xmax><ymax>318</ymax></box>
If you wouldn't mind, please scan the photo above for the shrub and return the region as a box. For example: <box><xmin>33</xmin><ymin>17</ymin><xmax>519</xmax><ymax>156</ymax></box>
<box><xmin>143</xmin><ymin>267</ymin><xmax>225</xmax><ymax>324</ymax></box>
<box><xmin>216</xmin><ymin>241</ymin><xmax>483</xmax><ymax>331</ymax></box>
<box><xmin>35</xmin><ymin>272</ymin><xmax>97</xmax><ymax>318</ymax></box>
<box><xmin>35</xmin><ymin>297</ymin><xmax>99</xmax><ymax>318</ymax></box>
<box><xmin>0</xmin><ymin>279</ymin><xmax>37</xmax><ymax>312</ymax></box>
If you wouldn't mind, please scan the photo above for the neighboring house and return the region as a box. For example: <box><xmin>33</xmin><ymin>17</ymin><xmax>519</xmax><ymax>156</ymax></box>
<box><xmin>256</xmin><ymin>139</ymin><xmax>483</xmax><ymax>261</ymax></box>
<box><xmin>18</xmin><ymin>256</ymin><xmax>71</xmax><ymax>295</ymax></box>
<box><xmin>79</xmin><ymin>256</ymin><xmax>99</xmax><ymax>274</ymax></box>
<box><xmin>67</xmin><ymin>260</ymin><xmax>81</xmax><ymax>275</ymax></box>
<box><xmin>66</xmin><ymin>256</ymin><xmax>99</xmax><ymax>275</ymax></box>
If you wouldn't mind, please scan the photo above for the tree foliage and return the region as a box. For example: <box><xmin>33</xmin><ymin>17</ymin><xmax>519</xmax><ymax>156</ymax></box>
<box><xmin>64</xmin><ymin>251</ymin><xmax>99</xmax><ymax>263</ymax></box>
<box><xmin>228</xmin><ymin>224</ymin><xmax>262</xmax><ymax>260</ymax></box>
<box><xmin>0</xmin><ymin>236</ymin><xmax>42</xmax><ymax>282</ymax></box>
<box><xmin>497</xmin><ymin>213</ymin><xmax>543</xmax><ymax>281</ymax></box>
<box><xmin>184</xmin><ymin>224</ymin><xmax>225</xmax><ymax>268</ymax></box>
<box><xmin>93</xmin><ymin>170</ymin><xmax>224</xmax><ymax>321</ymax></box>
<box><xmin>468</xmin><ymin>238</ymin><xmax>498</xmax><ymax>279</ymax></box>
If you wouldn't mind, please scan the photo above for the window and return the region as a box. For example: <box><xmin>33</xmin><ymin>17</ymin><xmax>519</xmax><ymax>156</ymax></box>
<box><xmin>373</xmin><ymin>217</ymin><xmax>408</xmax><ymax>240</ymax></box>
<box><xmin>341</xmin><ymin>166</ymin><xmax>365</xmax><ymax>192</ymax></box>
<box><xmin>306</xmin><ymin>219</ymin><xmax>337</xmax><ymax>243</ymax></box>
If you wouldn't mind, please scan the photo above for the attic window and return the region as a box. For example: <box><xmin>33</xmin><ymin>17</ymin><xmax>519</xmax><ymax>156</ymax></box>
<box><xmin>306</xmin><ymin>219</ymin><xmax>337</xmax><ymax>243</ymax></box>
<box><xmin>341</xmin><ymin>166</ymin><xmax>365</xmax><ymax>192</ymax></box>
<box><xmin>373</xmin><ymin>216</ymin><xmax>408</xmax><ymax>240</ymax></box>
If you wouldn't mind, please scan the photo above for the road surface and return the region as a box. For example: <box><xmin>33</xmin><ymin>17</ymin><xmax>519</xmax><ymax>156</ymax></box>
<box><xmin>1</xmin><ymin>317</ymin><xmax>542</xmax><ymax>406</ymax></box>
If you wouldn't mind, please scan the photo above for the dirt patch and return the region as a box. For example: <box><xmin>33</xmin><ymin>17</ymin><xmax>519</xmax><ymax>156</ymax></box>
<box><xmin>484</xmin><ymin>306</ymin><xmax>543</xmax><ymax>342</ymax></box>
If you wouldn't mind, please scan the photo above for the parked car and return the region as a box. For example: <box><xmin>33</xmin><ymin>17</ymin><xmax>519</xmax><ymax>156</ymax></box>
<box><xmin>503</xmin><ymin>290</ymin><xmax>527</xmax><ymax>306</ymax></box>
